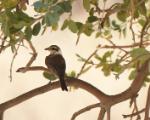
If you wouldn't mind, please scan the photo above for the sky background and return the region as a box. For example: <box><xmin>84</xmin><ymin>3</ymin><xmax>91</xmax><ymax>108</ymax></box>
<box><xmin>0</xmin><ymin>0</ymin><xmax>149</xmax><ymax>120</ymax></box>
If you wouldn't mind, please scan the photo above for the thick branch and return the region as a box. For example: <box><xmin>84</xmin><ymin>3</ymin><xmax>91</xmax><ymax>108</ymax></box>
<box><xmin>17</xmin><ymin>67</ymin><xmax>108</xmax><ymax>101</ymax></box>
<box><xmin>0</xmin><ymin>78</ymin><xmax>107</xmax><ymax>112</ymax></box>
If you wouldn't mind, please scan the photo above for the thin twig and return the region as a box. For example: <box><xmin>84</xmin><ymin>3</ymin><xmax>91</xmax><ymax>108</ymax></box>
<box><xmin>107</xmin><ymin>39</ymin><xmax>128</xmax><ymax>53</ymax></box>
<box><xmin>144</xmin><ymin>85</ymin><xmax>150</xmax><ymax>120</ymax></box>
<box><xmin>10</xmin><ymin>41</ymin><xmax>21</xmax><ymax>82</ymax></box>
<box><xmin>25</xmin><ymin>40</ymin><xmax>37</xmax><ymax>67</ymax></box>
<box><xmin>76</xmin><ymin>46</ymin><xmax>100</xmax><ymax>78</ymax></box>
<box><xmin>16</xmin><ymin>66</ymin><xmax>53</xmax><ymax>74</ymax></box>
<box><xmin>139</xmin><ymin>17</ymin><xmax>149</xmax><ymax>47</ymax></box>
<box><xmin>71</xmin><ymin>103</ymin><xmax>101</xmax><ymax>120</ymax></box>
<box><xmin>76</xmin><ymin>32</ymin><xmax>81</xmax><ymax>45</ymax></box>
<box><xmin>123</xmin><ymin>108</ymin><xmax>145</xmax><ymax>118</ymax></box>
<box><xmin>129</xmin><ymin>18</ymin><xmax>136</xmax><ymax>43</ymax></box>
<box><xmin>101</xmin><ymin>41</ymin><xmax>150</xmax><ymax>49</ymax></box>
<box><xmin>0</xmin><ymin>33</ymin><xmax>5</xmax><ymax>53</ymax></box>
<box><xmin>129</xmin><ymin>98</ymin><xmax>141</xmax><ymax>120</ymax></box>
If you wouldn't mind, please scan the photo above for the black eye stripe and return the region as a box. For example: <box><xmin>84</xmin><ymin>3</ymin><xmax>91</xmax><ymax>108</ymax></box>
<box><xmin>51</xmin><ymin>47</ymin><xmax>58</xmax><ymax>51</ymax></box>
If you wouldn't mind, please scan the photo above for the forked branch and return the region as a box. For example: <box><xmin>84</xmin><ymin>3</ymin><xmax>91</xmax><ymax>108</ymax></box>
<box><xmin>71</xmin><ymin>103</ymin><xmax>101</xmax><ymax>120</ymax></box>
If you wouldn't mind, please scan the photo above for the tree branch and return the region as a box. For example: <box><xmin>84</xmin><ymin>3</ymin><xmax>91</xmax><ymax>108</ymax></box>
<box><xmin>144</xmin><ymin>85</ymin><xmax>150</xmax><ymax>120</ymax></box>
<box><xmin>122</xmin><ymin>108</ymin><xmax>145</xmax><ymax>118</ymax></box>
<box><xmin>25</xmin><ymin>40</ymin><xmax>37</xmax><ymax>67</ymax></box>
<box><xmin>107</xmin><ymin>60</ymin><xmax>149</xmax><ymax>106</ymax></box>
<box><xmin>71</xmin><ymin>103</ymin><xmax>100</xmax><ymax>120</ymax></box>
<box><xmin>139</xmin><ymin>17</ymin><xmax>150</xmax><ymax>47</ymax></box>
<box><xmin>101</xmin><ymin>41</ymin><xmax>150</xmax><ymax>49</ymax></box>
<box><xmin>77</xmin><ymin>46</ymin><xmax>99</xmax><ymax>78</ymax></box>
<box><xmin>98</xmin><ymin>108</ymin><xmax>106</xmax><ymax>120</ymax></box>
<box><xmin>0</xmin><ymin>78</ymin><xmax>107</xmax><ymax>120</ymax></box>
<box><xmin>106</xmin><ymin>108</ymin><xmax>111</xmax><ymax>120</ymax></box>
<box><xmin>10</xmin><ymin>41</ymin><xmax>21</xmax><ymax>82</ymax></box>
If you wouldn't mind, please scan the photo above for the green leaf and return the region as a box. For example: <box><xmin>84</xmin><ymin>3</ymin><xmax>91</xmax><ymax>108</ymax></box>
<box><xmin>103</xmin><ymin>51</ymin><xmax>113</xmax><ymax>58</ymax></box>
<box><xmin>83</xmin><ymin>23</ymin><xmax>94</xmax><ymax>36</ymax></box>
<box><xmin>24</xmin><ymin>26</ymin><xmax>32</xmax><ymax>40</ymax></box>
<box><xmin>138</xmin><ymin>2</ymin><xmax>147</xmax><ymax>15</ymax></box>
<box><xmin>122</xmin><ymin>28</ymin><xmax>126</xmax><ymax>37</ymax></box>
<box><xmin>76</xmin><ymin>22</ymin><xmax>83</xmax><ymax>31</ymax></box>
<box><xmin>134</xmin><ymin>9</ymin><xmax>139</xmax><ymax>18</ymax></box>
<box><xmin>57</xmin><ymin>1</ymin><xmax>72</xmax><ymax>12</ymax></box>
<box><xmin>111</xmin><ymin>63</ymin><xmax>122</xmax><ymax>73</ymax></box>
<box><xmin>13</xmin><ymin>21</ymin><xmax>26</xmax><ymax>29</ymax></box>
<box><xmin>45</xmin><ymin>12</ymin><xmax>59</xmax><ymax>26</ymax></box>
<box><xmin>1</xmin><ymin>22</ymin><xmax>10</xmax><ymax>36</ymax></box>
<box><xmin>88</xmin><ymin>16</ymin><xmax>98</xmax><ymax>23</ymax></box>
<box><xmin>138</xmin><ymin>18</ymin><xmax>146</xmax><ymax>26</ymax></box>
<box><xmin>123</xmin><ymin>0</ymin><xmax>130</xmax><ymax>6</ymax></box>
<box><xmin>117</xmin><ymin>10</ymin><xmax>127</xmax><ymax>22</ymax></box>
<box><xmin>2</xmin><ymin>0</ymin><xmax>18</xmax><ymax>9</ymax></box>
<box><xmin>67</xmin><ymin>70</ymin><xmax>76</xmax><ymax>77</ymax></box>
<box><xmin>104</xmin><ymin>17</ymin><xmax>110</xmax><ymax>27</ymax></box>
<box><xmin>145</xmin><ymin>77</ymin><xmax>150</xmax><ymax>82</ymax></box>
<box><xmin>102</xmin><ymin>64</ymin><xmax>111</xmax><ymax>76</ymax></box>
<box><xmin>32</xmin><ymin>22</ymin><xmax>41</xmax><ymax>36</ymax></box>
<box><xmin>52</xmin><ymin>5</ymin><xmax>64</xmax><ymax>15</ymax></box>
<box><xmin>9</xmin><ymin>35</ymin><xmax>17</xmax><ymax>53</ymax></box>
<box><xmin>89</xmin><ymin>8</ymin><xmax>94</xmax><ymax>16</ymax></box>
<box><xmin>95</xmin><ymin>32</ymin><xmax>101</xmax><ymax>38</ymax></box>
<box><xmin>43</xmin><ymin>72</ymin><xmax>57</xmax><ymax>81</ymax></box>
<box><xmin>111</xmin><ymin>20</ymin><xmax>120</xmax><ymax>30</ymax></box>
<box><xmin>130</xmin><ymin>48</ymin><xmax>150</xmax><ymax>62</ymax></box>
<box><xmin>68</xmin><ymin>20</ymin><xmax>78</xmax><ymax>33</ymax></box>
<box><xmin>61</xmin><ymin>19</ymin><xmax>68</xmax><ymax>30</ymax></box>
<box><xmin>83</xmin><ymin>0</ymin><xmax>90</xmax><ymax>12</ymax></box>
<box><xmin>33</xmin><ymin>1</ymin><xmax>48</xmax><ymax>13</ymax></box>
<box><xmin>15</xmin><ymin>11</ymin><xmax>34</xmax><ymax>23</ymax></box>
<box><xmin>9</xmin><ymin>27</ymin><xmax>21</xmax><ymax>34</ymax></box>
<box><xmin>129</xmin><ymin>69</ymin><xmax>136</xmax><ymax>80</ymax></box>
<box><xmin>76</xmin><ymin>53</ymin><xmax>86</xmax><ymax>62</ymax></box>
<box><xmin>52</xmin><ymin>23</ymin><xmax>58</xmax><ymax>31</ymax></box>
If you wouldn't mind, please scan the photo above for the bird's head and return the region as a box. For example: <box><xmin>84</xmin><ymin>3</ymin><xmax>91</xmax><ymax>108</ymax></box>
<box><xmin>45</xmin><ymin>45</ymin><xmax>62</xmax><ymax>55</ymax></box>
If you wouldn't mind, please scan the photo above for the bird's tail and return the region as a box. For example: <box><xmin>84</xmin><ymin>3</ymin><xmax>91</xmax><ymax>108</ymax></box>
<box><xmin>59</xmin><ymin>76</ymin><xmax>68</xmax><ymax>91</ymax></box>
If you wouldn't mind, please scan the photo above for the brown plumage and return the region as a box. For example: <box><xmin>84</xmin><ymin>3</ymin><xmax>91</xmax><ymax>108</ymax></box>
<box><xmin>45</xmin><ymin>45</ymin><xmax>68</xmax><ymax>91</ymax></box>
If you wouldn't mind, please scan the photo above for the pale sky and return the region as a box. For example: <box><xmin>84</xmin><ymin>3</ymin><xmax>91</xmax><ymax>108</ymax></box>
<box><xmin>0</xmin><ymin>0</ymin><xmax>149</xmax><ymax>120</ymax></box>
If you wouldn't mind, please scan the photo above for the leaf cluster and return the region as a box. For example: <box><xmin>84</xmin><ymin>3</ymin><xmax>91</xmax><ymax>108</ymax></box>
<box><xmin>0</xmin><ymin>0</ymin><xmax>150</xmax><ymax>84</ymax></box>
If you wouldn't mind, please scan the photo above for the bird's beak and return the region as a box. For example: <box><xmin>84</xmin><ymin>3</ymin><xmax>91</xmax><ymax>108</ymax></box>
<box><xmin>44</xmin><ymin>47</ymin><xmax>49</xmax><ymax>50</ymax></box>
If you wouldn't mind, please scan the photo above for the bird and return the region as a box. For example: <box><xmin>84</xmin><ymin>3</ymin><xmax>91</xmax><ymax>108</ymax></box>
<box><xmin>45</xmin><ymin>45</ymin><xmax>68</xmax><ymax>91</ymax></box>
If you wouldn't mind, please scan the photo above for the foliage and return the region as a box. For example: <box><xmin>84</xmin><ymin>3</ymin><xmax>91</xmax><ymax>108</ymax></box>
<box><xmin>0</xmin><ymin>0</ymin><xmax>150</xmax><ymax>84</ymax></box>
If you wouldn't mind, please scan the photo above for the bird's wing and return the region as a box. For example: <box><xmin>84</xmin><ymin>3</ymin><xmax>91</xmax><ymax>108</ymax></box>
<box><xmin>45</xmin><ymin>54</ymin><xmax>66</xmax><ymax>76</ymax></box>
